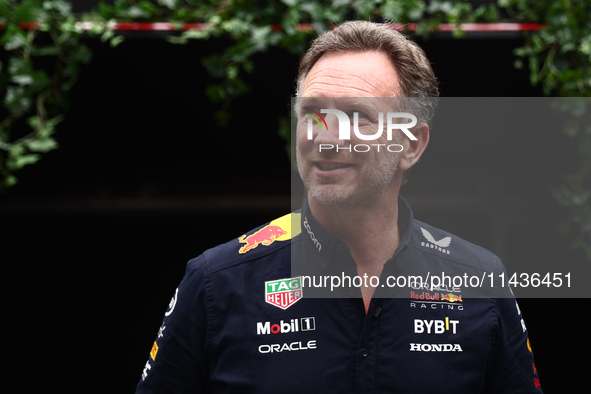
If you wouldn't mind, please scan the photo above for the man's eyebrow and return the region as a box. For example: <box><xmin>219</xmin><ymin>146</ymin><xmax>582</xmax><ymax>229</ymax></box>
<box><xmin>341</xmin><ymin>99</ymin><xmax>376</xmax><ymax>111</ymax></box>
<box><xmin>330</xmin><ymin>99</ymin><xmax>384</xmax><ymax>116</ymax></box>
<box><xmin>298</xmin><ymin>97</ymin><xmax>327</xmax><ymax>108</ymax></box>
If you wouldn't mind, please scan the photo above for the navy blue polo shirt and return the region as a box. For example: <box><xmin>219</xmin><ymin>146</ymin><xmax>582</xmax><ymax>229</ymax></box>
<box><xmin>136</xmin><ymin>196</ymin><xmax>542</xmax><ymax>393</ymax></box>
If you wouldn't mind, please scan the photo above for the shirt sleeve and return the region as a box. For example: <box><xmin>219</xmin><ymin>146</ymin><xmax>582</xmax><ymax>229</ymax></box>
<box><xmin>482</xmin><ymin>258</ymin><xmax>543</xmax><ymax>393</ymax></box>
<box><xmin>135</xmin><ymin>256</ymin><xmax>211</xmax><ymax>393</ymax></box>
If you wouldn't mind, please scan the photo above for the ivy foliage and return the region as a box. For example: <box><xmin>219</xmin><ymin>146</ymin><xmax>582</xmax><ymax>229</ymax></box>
<box><xmin>0</xmin><ymin>0</ymin><xmax>590</xmax><ymax>257</ymax></box>
<box><xmin>0</xmin><ymin>0</ymin><xmax>120</xmax><ymax>187</ymax></box>
<box><xmin>500</xmin><ymin>0</ymin><xmax>591</xmax><ymax>259</ymax></box>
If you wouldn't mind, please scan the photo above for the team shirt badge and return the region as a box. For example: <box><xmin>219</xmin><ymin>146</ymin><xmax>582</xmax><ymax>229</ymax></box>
<box><xmin>265</xmin><ymin>277</ymin><xmax>303</xmax><ymax>310</ymax></box>
<box><xmin>238</xmin><ymin>213</ymin><xmax>301</xmax><ymax>254</ymax></box>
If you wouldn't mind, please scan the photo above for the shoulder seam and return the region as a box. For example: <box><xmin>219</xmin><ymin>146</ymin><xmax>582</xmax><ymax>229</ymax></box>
<box><xmin>199</xmin><ymin>254</ymin><xmax>216</xmax><ymax>365</ymax></box>
<box><xmin>206</xmin><ymin>238</ymin><xmax>294</xmax><ymax>275</ymax></box>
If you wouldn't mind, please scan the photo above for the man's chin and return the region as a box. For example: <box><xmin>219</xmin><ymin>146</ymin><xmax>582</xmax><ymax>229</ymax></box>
<box><xmin>308</xmin><ymin>186</ymin><xmax>357</xmax><ymax>208</ymax></box>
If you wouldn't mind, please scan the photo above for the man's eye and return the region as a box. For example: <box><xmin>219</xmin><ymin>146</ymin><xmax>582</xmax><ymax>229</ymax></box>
<box><xmin>350</xmin><ymin>111</ymin><xmax>370</xmax><ymax>121</ymax></box>
<box><xmin>349</xmin><ymin>111</ymin><xmax>368</xmax><ymax>118</ymax></box>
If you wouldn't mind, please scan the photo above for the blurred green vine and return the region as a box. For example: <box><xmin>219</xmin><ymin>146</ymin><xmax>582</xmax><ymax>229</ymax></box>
<box><xmin>501</xmin><ymin>0</ymin><xmax>591</xmax><ymax>259</ymax></box>
<box><xmin>0</xmin><ymin>0</ymin><xmax>589</xmax><ymax>257</ymax></box>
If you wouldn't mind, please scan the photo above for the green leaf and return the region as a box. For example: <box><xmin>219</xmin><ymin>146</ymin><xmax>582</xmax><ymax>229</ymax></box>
<box><xmin>407</xmin><ymin>6</ymin><xmax>424</xmax><ymax>21</ymax></box>
<box><xmin>1</xmin><ymin>25</ymin><xmax>28</xmax><ymax>51</ymax></box>
<box><xmin>9</xmin><ymin>144</ymin><xmax>25</xmax><ymax>157</ymax></box>
<box><xmin>26</xmin><ymin>114</ymin><xmax>64</xmax><ymax>138</ymax></box>
<box><xmin>157</xmin><ymin>0</ymin><xmax>178</xmax><ymax>10</ymax></box>
<box><xmin>42</xmin><ymin>0</ymin><xmax>72</xmax><ymax>18</ymax></box>
<box><xmin>3</xmin><ymin>85</ymin><xmax>32</xmax><ymax>116</ymax></box>
<box><xmin>10</xmin><ymin>74</ymin><xmax>34</xmax><ymax>85</ymax></box>
<box><xmin>451</xmin><ymin>27</ymin><xmax>465</xmax><ymax>39</ymax></box>
<box><xmin>5</xmin><ymin>175</ymin><xmax>18</xmax><ymax>187</ymax></box>
<box><xmin>123</xmin><ymin>5</ymin><xmax>151</xmax><ymax>19</ymax></box>
<box><xmin>110</xmin><ymin>35</ymin><xmax>125</xmax><ymax>48</ymax></box>
<box><xmin>98</xmin><ymin>1</ymin><xmax>115</xmax><ymax>19</ymax></box>
<box><xmin>579</xmin><ymin>36</ymin><xmax>591</xmax><ymax>57</ymax></box>
<box><xmin>30</xmin><ymin>45</ymin><xmax>60</xmax><ymax>56</ymax></box>
<box><xmin>100</xmin><ymin>28</ymin><xmax>115</xmax><ymax>43</ymax></box>
<box><xmin>0</xmin><ymin>1</ymin><xmax>11</xmax><ymax>22</ymax></box>
<box><xmin>14</xmin><ymin>0</ymin><xmax>41</xmax><ymax>23</ymax></box>
<box><xmin>44</xmin><ymin>114</ymin><xmax>65</xmax><ymax>131</ymax></box>
<box><xmin>528</xmin><ymin>56</ymin><xmax>540</xmax><ymax>84</ymax></box>
<box><xmin>25</xmin><ymin>115</ymin><xmax>41</xmax><ymax>131</ymax></box>
<box><xmin>205</xmin><ymin>84</ymin><xmax>225</xmax><ymax>103</ymax></box>
<box><xmin>139</xmin><ymin>1</ymin><xmax>160</xmax><ymax>13</ymax></box>
<box><xmin>13</xmin><ymin>153</ymin><xmax>41</xmax><ymax>169</ymax></box>
<box><xmin>213</xmin><ymin>110</ymin><xmax>231</xmax><ymax>128</ymax></box>
<box><xmin>7</xmin><ymin>56</ymin><xmax>31</xmax><ymax>76</ymax></box>
<box><xmin>26</xmin><ymin>138</ymin><xmax>58</xmax><ymax>153</ymax></box>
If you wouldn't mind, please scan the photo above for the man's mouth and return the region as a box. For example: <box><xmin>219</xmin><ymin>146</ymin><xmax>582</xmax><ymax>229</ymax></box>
<box><xmin>314</xmin><ymin>162</ymin><xmax>353</xmax><ymax>171</ymax></box>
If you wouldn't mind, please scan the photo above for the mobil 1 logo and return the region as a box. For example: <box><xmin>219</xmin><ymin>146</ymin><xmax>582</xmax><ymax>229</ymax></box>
<box><xmin>257</xmin><ymin>317</ymin><xmax>316</xmax><ymax>335</ymax></box>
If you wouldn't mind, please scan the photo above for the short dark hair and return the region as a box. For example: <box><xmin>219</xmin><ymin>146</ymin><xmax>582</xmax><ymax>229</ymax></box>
<box><xmin>297</xmin><ymin>21</ymin><xmax>439</xmax><ymax>126</ymax></box>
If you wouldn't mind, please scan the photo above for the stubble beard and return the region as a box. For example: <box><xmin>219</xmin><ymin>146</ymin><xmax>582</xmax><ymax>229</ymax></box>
<box><xmin>296</xmin><ymin>144</ymin><xmax>401</xmax><ymax>209</ymax></box>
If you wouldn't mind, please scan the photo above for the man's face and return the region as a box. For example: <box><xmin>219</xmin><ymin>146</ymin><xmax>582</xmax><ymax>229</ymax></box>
<box><xmin>296</xmin><ymin>51</ymin><xmax>405</xmax><ymax>208</ymax></box>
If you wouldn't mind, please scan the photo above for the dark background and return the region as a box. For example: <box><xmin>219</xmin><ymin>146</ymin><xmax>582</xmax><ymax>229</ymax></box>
<box><xmin>2</xmin><ymin>7</ymin><xmax>587</xmax><ymax>393</ymax></box>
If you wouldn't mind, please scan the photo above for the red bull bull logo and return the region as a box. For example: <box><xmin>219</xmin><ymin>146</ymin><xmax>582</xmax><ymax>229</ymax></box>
<box><xmin>237</xmin><ymin>213</ymin><xmax>301</xmax><ymax>254</ymax></box>
<box><xmin>441</xmin><ymin>293</ymin><xmax>462</xmax><ymax>303</ymax></box>
<box><xmin>239</xmin><ymin>225</ymin><xmax>287</xmax><ymax>253</ymax></box>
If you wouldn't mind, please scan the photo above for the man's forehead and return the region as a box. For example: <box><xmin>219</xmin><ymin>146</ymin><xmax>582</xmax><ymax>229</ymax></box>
<box><xmin>299</xmin><ymin>96</ymin><xmax>394</xmax><ymax>112</ymax></box>
<box><xmin>301</xmin><ymin>51</ymin><xmax>400</xmax><ymax>98</ymax></box>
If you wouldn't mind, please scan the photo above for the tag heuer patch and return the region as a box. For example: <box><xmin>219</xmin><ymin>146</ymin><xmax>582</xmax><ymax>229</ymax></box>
<box><xmin>265</xmin><ymin>277</ymin><xmax>303</xmax><ymax>310</ymax></box>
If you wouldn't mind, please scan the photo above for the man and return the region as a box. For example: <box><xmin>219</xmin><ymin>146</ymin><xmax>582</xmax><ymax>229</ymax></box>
<box><xmin>136</xmin><ymin>21</ymin><xmax>542</xmax><ymax>393</ymax></box>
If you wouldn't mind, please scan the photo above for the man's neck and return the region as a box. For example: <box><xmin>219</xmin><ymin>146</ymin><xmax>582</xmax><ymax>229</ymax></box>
<box><xmin>308</xmin><ymin>189</ymin><xmax>402</xmax><ymax>309</ymax></box>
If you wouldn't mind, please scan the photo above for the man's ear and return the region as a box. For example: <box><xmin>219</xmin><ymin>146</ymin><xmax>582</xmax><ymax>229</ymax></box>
<box><xmin>398</xmin><ymin>123</ymin><xmax>429</xmax><ymax>172</ymax></box>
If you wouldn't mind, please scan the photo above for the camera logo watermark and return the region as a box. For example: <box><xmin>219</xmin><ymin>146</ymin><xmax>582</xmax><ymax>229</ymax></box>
<box><xmin>303</xmin><ymin>107</ymin><xmax>417</xmax><ymax>152</ymax></box>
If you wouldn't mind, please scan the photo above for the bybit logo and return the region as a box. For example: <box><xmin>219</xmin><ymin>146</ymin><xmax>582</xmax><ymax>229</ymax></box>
<box><xmin>414</xmin><ymin>317</ymin><xmax>459</xmax><ymax>334</ymax></box>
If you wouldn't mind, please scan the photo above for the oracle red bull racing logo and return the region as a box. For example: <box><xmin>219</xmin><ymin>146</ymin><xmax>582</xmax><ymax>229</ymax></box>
<box><xmin>265</xmin><ymin>277</ymin><xmax>303</xmax><ymax>310</ymax></box>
